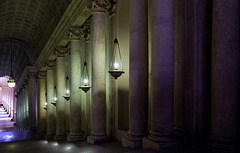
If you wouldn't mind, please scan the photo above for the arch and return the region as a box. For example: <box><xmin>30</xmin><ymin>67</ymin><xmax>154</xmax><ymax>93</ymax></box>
<box><xmin>0</xmin><ymin>38</ymin><xmax>37</xmax><ymax>65</ymax></box>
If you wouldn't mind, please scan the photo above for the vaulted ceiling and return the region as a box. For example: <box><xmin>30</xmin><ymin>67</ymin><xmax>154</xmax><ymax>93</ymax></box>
<box><xmin>0</xmin><ymin>0</ymin><xmax>72</xmax><ymax>82</ymax></box>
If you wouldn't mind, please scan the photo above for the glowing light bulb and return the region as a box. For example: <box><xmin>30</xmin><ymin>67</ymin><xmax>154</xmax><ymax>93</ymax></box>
<box><xmin>66</xmin><ymin>89</ymin><xmax>70</xmax><ymax>94</ymax></box>
<box><xmin>114</xmin><ymin>62</ymin><xmax>119</xmax><ymax>70</ymax></box>
<box><xmin>83</xmin><ymin>79</ymin><xmax>88</xmax><ymax>86</ymax></box>
<box><xmin>54</xmin><ymin>97</ymin><xmax>57</xmax><ymax>101</ymax></box>
<box><xmin>44</xmin><ymin>102</ymin><xmax>47</xmax><ymax>105</ymax></box>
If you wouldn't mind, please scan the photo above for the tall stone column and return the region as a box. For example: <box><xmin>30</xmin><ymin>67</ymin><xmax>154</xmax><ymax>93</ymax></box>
<box><xmin>87</xmin><ymin>0</ymin><xmax>111</xmax><ymax>144</ymax></box>
<box><xmin>106</xmin><ymin>0</ymin><xmax>117</xmax><ymax>139</ymax></box>
<box><xmin>67</xmin><ymin>26</ymin><xmax>84</xmax><ymax>142</ymax></box>
<box><xmin>54</xmin><ymin>46</ymin><xmax>69</xmax><ymax>141</ymax></box>
<box><xmin>23</xmin><ymin>80</ymin><xmax>29</xmax><ymax>129</ymax></box>
<box><xmin>143</xmin><ymin>0</ymin><xmax>180</xmax><ymax>150</ymax></box>
<box><xmin>209</xmin><ymin>0</ymin><xmax>240</xmax><ymax>151</ymax></box>
<box><xmin>122</xmin><ymin>0</ymin><xmax>148</xmax><ymax>148</ymax></box>
<box><xmin>27</xmin><ymin>66</ymin><xmax>37</xmax><ymax>130</ymax></box>
<box><xmin>45</xmin><ymin>61</ymin><xmax>56</xmax><ymax>140</ymax></box>
<box><xmin>37</xmin><ymin>71</ymin><xmax>47</xmax><ymax>138</ymax></box>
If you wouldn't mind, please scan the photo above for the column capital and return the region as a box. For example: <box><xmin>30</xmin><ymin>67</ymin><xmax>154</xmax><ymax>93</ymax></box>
<box><xmin>37</xmin><ymin>71</ymin><xmax>47</xmax><ymax>79</ymax></box>
<box><xmin>66</xmin><ymin>26</ymin><xmax>84</xmax><ymax>40</ymax></box>
<box><xmin>109</xmin><ymin>0</ymin><xmax>117</xmax><ymax>16</ymax></box>
<box><xmin>88</xmin><ymin>0</ymin><xmax>112</xmax><ymax>12</ymax></box>
<box><xmin>54</xmin><ymin>46</ymin><xmax>70</xmax><ymax>57</ymax></box>
<box><xmin>45</xmin><ymin>60</ymin><xmax>56</xmax><ymax>70</ymax></box>
<box><xmin>27</xmin><ymin>66</ymin><xmax>37</xmax><ymax>79</ymax></box>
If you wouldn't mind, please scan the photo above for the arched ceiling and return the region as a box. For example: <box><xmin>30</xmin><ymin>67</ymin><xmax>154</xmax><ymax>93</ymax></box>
<box><xmin>0</xmin><ymin>0</ymin><xmax>72</xmax><ymax>82</ymax></box>
<box><xmin>0</xmin><ymin>39</ymin><xmax>30</xmax><ymax>81</ymax></box>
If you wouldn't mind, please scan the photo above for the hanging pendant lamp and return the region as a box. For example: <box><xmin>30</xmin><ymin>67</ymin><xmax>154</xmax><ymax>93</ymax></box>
<box><xmin>63</xmin><ymin>76</ymin><xmax>70</xmax><ymax>101</ymax></box>
<box><xmin>79</xmin><ymin>32</ymin><xmax>91</xmax><ymax>93</ymax></box>
<box><xmin>63</xmin><ymin>51</ymin><xmax>71</xmax><ymax>101</ymax></box>
<box><xmin>51</xmin><ymin>86</ymin><xmax>57</xmax><ymax>106</ymax></box>
<box><xmin>43</xmin><ymin>93</ymin><xmax>47</xmax><ymax>110</ymax></box>
<box><xmin>7</xmin><ymin>39</ymin><xmax>16</xmax><ymax>88</ymax></box>
<box><xmin>108</xmin><ymin>38</ymin><xmax>124</xmax><ymax>79</ymax></box>
<box><xmin>79</xmin><ymin>61</ymin><xmax>91</xmax><ymax>93</ymax></box>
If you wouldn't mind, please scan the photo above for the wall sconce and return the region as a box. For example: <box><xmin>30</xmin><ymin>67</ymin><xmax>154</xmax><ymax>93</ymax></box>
<box><xmin>79</xmin><ymin>61</ymin><xmax>91</xmax><ymax>93</ymax></box>
<box><xmin>108</xmin><ymin>38</ymin><xmax>124</xmax><ymax>79</ymax></box>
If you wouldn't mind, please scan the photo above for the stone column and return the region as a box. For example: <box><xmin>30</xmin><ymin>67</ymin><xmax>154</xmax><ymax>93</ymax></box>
<box><xmin>45</xmin><ymin>61</ymin><xmax>56</xmax><ymax>140</ymax></box>
<box><xmin>143</xmin><ymin>0</ymin><xmax>180</xmax><ymax>150</ymax></box>
<box><xmin>122</xmin><ymin>0</ymin><xmax>148</xmax><ymax>149</ymax></box>
<box><xmin>37</xmin><ymin>71</ymin><xmax>47</xmax><ymax>138</ymax></box>
<box><xmin>23</xmin><ymin>80</ymin><xmax>29</xmax><ymax>129</ymax></box>
<box><xmin>67</xmin><ymin>26</ymin><xmax>84</xmax><ymax>142</ymax></box>
<box><xmin>85</xmin><ymin>32</ymin><xmax>91</xmax><ymax>136</ymax></box>
<box><xmin>209</xmin><ymin>0</ymin><xmax>240</xmax><ymax>151</ymax></box>
<box><xmin>54</xmin><ymin>46</ymin><xmax>69</xmax><ymax>141</ymax></box>
<box><xmin>87</xmin><ymin>0</ymin><xmax>111</xmax><ymax>144</ymax></box>
<box><xmin>106</xmin><ymin>0</ymin><xmax>117</xmax><ymax>139</ymax></box>
<box><xmin>27</xmin><ymin>66</ymin><xmax>37</xmax><ymax>130</ymax></box>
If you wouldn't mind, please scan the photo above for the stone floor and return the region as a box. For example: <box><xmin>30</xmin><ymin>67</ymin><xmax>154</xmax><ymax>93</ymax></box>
<box><xmin>0</xmin><ymin>138</ymin><xmax>212</xmax><ymax>153</ymax></box>
<box><xmin>0</xmin><ymin>106</ymin><xmax>16</xmax><ymax>132</ymax></box>
<box><xmin>0</xmin><ymin>106</ymin><xmax>212</xmax><ymax>153</ymax></box>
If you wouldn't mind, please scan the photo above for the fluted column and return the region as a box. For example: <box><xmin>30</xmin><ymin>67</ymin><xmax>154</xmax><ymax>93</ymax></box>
<box><xmin>54</xmin><ymin>46</ymin><xmax>69</xmax><ymax>141</ymax></box>
<box><xmin>45</xmin><ymin>61</ymin><xmax>56</xmax><ymax>140</ymax></box>
<box><xmin>67</xmin><ymin>26</ymin><xmax>84</xmax><ymax>142</ymax></box>
<box><xmin>27</xmin><ymin>66</ymin><xmax>37</xmax><ymax>130</ymax></box>
<box><xmin>143</xmin><ymin>0</ymin><xmax>181</xmax><ymax>150</ymax></box>
<box><xmin>209</xmin><ymin>0</ymin><xmax>240</xmax><ymax>151</ymax></box>
<box><xmin>37</xmin><ymin>71</ymin><xmax>47</xmax><ymax>138</ymax></box>
<box><xmin>87</xmin><ymin>0</ymin><xmax>111</xmax><ymax>144</ymax></box>
<box><xmin>122</xmin><ymin>0</ymin><xmax>148</xmax><ymax>149</ymax></box>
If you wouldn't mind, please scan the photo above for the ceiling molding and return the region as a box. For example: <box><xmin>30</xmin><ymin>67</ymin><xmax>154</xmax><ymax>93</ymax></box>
<box><xmin>34</xmin><ymin>0</ymin><xmax>90</xmax><ymax>71</ymax></box>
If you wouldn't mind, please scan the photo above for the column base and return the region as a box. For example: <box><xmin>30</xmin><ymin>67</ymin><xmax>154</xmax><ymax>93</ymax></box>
<box><xmin>87</xmin><ymin>135</ymin><xmax>108</xmax><ymax>144</ymax></box>
<box><xmin>37</xmin><ymin>132</ymin><xmax>46</xmax><ymax>139</ymax></box>
<box><xmin>122</xmin><ymin>135</ymin><xmax>143</xmax><ymax>149</ymax></box>
<box><xmin>45</xmin><ymin>133</ymin><xmax>55</xmax><ymax>140</ymax></box>
<box><xmin>142</xmin><ymin>136</ymin><xmax>182</xmax><ymax>150</ymax></box>
<box><xmin>67</xmin><ymin>132</ymin><xmax>85</xmax><ymax>142</ymax></box>
<box><xmin>54</xmin><ymin>134</ymin><xmax>67</xmax><ymax>141</ymax></box>
<box><xmin>29</xmin><ymin>126</ymin><xmax>37</xmax><ymax>131</ymax></box>
<box><xmin>208</xmin><ymin>140</ymin><xmax>239</xmax><ymax>153</ymax></box>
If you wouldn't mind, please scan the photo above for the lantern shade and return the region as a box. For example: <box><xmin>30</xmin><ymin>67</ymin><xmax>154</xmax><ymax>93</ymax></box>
<box><xmin>8</xmin><ymin>78</ymin><xmax>15</xmax><ymax>88</ymax></box>
<box><xmin>108</xmin><ymin>38</ymin><xmax>124</xmax><ymax>79</ymax></box>
<box><xmin>8</xmin><ymin>71</ymin><xmax>15</xmax><ymax>88</ymax></box>
<box><xmin>110</xmin><ymin>38</ymin><xmax>123</xmax><ymax>71</ymax></box>
<box><xmin>79</xmin><ymin>61</ymin><xmax>91</xmax><ymax>93</ymax></box>
<box><xmin>63</xmin><ymin>76</ymin><xmax>70</xmax><ymax>101</ymax></box>
<box><xmin>53</xmin><ymin>86</ymin><xmax>57</xmax><ymax>102</ymax></box>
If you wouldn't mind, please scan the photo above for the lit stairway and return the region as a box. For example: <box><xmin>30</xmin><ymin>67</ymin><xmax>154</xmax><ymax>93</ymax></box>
<box><xmin>0</xmin><ymin>106</ymin><xmax>16</xmax><ymax>132</ymax></box>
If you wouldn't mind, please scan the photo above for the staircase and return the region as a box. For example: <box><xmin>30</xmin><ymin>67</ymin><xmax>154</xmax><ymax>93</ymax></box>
<box><xmin>0</xmin><ymin>106</ymin><xmax>16</xmax><ymax>132</ymax></box>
